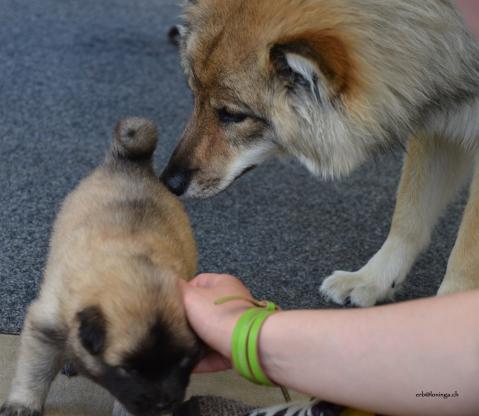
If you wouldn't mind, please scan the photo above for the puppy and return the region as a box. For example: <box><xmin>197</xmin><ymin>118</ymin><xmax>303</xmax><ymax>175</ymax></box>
<box><xmin>162</xmin><ymin>0</ymin><xmax>479</xmax><ymax>306</ymax></box>
<box><xmin>1</xmin><ymin>118</ymin><xmax>201</xmax><ymax>416</ymax></box>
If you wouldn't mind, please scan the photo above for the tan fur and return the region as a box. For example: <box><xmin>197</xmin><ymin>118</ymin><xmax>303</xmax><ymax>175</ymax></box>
<box><xmin>1</xmin><ymin>118</ymin><xmax>199</xmax><ymax>416</ymax></box>
<box><xmin>47</xmin><ymin>167</ymin><xmax>197</xmax><ymax>366</ymax></box>
<box><xmin>275</xmin><ymin>30</ymin><xmax>358</xmax><ymax>97</ymax></box>
<box><xmin>440</xmin><ymin>165</ymin><xmax>479</xmax><ymax>294</ymax></box>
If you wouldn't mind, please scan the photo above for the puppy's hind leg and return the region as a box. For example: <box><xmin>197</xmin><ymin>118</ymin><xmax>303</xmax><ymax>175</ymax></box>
<box><xmin>321</xmin><ymin>134</ymin><xmax>471</xmax><ymax>307</ymax></box>
<box><xmin>1</xmin><ymin>301</ymin><xmax>64</xmax><ymax>416</ymax></box>
<box><xmin>439</xmin><ymin>162</ymin><xmax>479</xmax><ymax>295</ymax></box>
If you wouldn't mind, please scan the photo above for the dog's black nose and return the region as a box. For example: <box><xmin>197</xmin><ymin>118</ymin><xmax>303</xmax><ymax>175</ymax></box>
<box><xmin>161</xmin><ymin>164</ymin><xmax>192</xmax><ymax>196</ymax></box>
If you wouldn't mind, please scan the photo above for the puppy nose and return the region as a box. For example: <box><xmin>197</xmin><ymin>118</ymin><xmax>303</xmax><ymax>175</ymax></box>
<box><xmin>161</xmin><ymin>164</ymin><xmax>192</xmax><ymax>196</ymax></box>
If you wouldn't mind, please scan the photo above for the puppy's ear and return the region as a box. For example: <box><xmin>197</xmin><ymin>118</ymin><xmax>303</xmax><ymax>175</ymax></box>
<box><xmin>77</xmin><ymin>306</ymin><xmax>107</xmax><ymax>356</ymax></box>
<box><xmin>270</xmin><ymin>31</ymin><xmax>352</xmax><ymax>99</ymax></box>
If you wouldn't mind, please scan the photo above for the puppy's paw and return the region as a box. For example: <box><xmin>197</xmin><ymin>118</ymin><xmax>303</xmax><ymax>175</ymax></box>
<box><xmin>0</xmin><ymin>403</ymin><xmax>41</xmax><ymax>416</ymax></box>
<box><xmin>320</xmin><ymin>270</ymin><xmax>395</xmax><ymax>307</ymax></box>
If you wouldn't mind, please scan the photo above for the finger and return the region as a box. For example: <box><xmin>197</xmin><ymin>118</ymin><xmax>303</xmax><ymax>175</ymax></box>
<box><xmin>193</xmin><ymin>352</ymin><xmax>232</xmax><ymax>373</ymax></box>
<box><xmin>178</xmin><ymin>279</ymin><xmax>198</xmax><ymax>302</ymax></box>
<box><xmin>189</xmin><ymin>273</ymin><xmax>217</xmax><ymax>288</ymax></box>
<box><xmin>191</xmin><ymin>273</ymin><xmax>237</xmax><ymax>288</ymax></box>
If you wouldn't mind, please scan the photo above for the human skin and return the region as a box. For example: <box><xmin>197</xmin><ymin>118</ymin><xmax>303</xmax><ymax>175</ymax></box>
<box><xmin>457</xmin><ymin>0</ymin><xmax>479</xmax><ymax>38</ymax></box>
<box><xmin>181</xmin><ymin>275</ymin><xmax>479</xmax><ymax>416</ymax></box>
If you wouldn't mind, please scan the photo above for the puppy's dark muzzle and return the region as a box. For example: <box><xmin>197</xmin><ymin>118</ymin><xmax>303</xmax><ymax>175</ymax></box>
<box><xmin>161</xmin><ymin>163</ymin><xmax>193</xmax><ymax>196</ymax></box>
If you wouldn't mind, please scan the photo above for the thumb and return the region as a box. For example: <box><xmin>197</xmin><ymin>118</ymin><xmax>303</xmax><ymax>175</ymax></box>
<box><xmin>189</xmin><ymin>273</ymin><xmax>243</xmax><ymax>289</ymax></box>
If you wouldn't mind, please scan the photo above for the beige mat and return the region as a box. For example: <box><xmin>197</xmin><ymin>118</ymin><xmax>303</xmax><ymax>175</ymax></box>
<box><xmin>0</xmin><ymin>335</ymin><xmax>304</xmax><ymax>415</ymax></box>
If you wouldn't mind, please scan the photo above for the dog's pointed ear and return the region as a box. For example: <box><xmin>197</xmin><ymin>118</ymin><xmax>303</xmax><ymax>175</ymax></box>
<box><xmin>270</xmin><ymin>31</ymin><xmax>352</xmax><ymax>98</ymax></box>
<box><xmin>77</xmin><ymin>306</ymin><xmax>107</xmax><ymax>356</ymax></box>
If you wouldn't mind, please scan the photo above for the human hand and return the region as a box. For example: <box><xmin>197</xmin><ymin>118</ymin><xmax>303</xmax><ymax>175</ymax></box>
<box><xmin>180</xmin><ymin>273</ymin><xmax>253</xmax><ymax>373</ymax></box>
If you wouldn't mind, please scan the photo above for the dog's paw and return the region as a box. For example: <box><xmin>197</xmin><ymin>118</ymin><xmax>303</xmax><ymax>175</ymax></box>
<box><xmin>320</xmin><ymin>270</ymin><xmax>395</xmax><ymax>307</ymax></box>
<box><xmin>0</xmin><ymin>403</ymin><xmax>41</xmax><ymax>416</ymax></box>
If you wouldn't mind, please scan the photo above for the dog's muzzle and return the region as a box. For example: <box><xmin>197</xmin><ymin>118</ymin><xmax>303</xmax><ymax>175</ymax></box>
<box><xmin>161</xmin><ymin>163</ymin><xmax>193</xmax><ymax>196</ymax></box>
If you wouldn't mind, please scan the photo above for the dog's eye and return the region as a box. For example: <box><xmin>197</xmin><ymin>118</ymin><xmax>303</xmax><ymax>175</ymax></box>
<box><xmin>217</xmin><ymin>108</ymin><xmax>248</xmax><ymax>124</ymax></box>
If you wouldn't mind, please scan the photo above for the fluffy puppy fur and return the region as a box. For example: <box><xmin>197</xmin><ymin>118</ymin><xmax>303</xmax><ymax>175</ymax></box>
<box><xmin>0</xmin><ymin>118</ymin><xmax>200</xmax><ymax>416</ymax></box>
<box><xmin>162</xmin><ymin>0</ymin><xmax>479</xmax><ymax>306</ymax></box>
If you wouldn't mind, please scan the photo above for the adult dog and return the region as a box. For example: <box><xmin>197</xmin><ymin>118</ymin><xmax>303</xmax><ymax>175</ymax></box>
<box><xmin>163</xmin><ymin>0</ymin><xmax>479</xmax><ymax>307</ymax></box>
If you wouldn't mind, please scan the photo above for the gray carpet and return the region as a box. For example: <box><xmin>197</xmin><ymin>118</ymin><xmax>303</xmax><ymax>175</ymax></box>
<box><xmin>0</xmin><ymin>0</ymin><xmax>468</xmax><ymax>334</ymax></box>
<box><xmin>174</xmin><ymin>396</ymin><xmax>254</xmax><ymax>416</ymax></box>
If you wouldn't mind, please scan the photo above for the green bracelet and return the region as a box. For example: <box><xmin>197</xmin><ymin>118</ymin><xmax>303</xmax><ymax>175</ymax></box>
<box><xmin>215</xmin><ymin>296</ymin><xmax>369</xmax><ymax>413</ymax></box>
<box><xmin>231</xmin><ymin>308</ymin><xmax>263</xmax><ymax>382</ymax></box>
<box><xmin>224</xmin><ymin>297</ymin><xmax>278</xmax><ymax>386</ymax></box>
<box><xmin>246</xmin><ymin>309</ymin><xmax>276</xmax><ymax>386</ymax></box>
<box><xmin>215</xmin><ymin>296</ymin><xmax>291</xmax><ymax>401</ymax></box>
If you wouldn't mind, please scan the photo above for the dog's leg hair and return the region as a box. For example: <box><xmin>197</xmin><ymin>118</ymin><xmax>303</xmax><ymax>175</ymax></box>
<box><xmin>439</xmin><ymin>161</ymin><xmax>479</xmax><ymax>295</ymax></box>
<box><xmin>1</xmin><ymin>301</ymin><xmax>64</xmax><ymax>416</ymax></box>
<box><xmin>321</xmin><ymin>134</ymin><xmax>471</xmax><ymax>307</ymax></box>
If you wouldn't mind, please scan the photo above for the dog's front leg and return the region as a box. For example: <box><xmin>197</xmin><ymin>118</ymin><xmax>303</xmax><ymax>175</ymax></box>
<box><xmin>0</xmin><ymin>302</ymin><xmax>64</xmax><ymax>416</ymax></box>
<box><xmin>439</xmin><ymin>162</ymin><xmax>479</xmax><ymax>295</ymax></box>
<box><xmin>320</xmin><ymin>134</ymin><xmax>471</xmax><ymax>307</ymax></box>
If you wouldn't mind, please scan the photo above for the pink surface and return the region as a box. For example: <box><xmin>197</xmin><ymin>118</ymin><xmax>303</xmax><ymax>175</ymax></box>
<box><xmin>456</xmin><ymin>0</ymin><xmax>479</xmax><ymax>38</ymax></box>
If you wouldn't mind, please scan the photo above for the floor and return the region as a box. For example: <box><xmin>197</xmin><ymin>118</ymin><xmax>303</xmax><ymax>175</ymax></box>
<box><xmin>0</xmin><ymin>335</ymin><xmax>304</xmax><ymax>415</ymax></box>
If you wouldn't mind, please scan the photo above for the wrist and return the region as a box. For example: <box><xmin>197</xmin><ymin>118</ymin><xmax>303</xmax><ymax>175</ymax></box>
<box><xmin>224</xmin><ymin>299</ymin><xmax>280</xmax><ymax>386</ymax></box>
<box><xmin>257</xmin><ymin>311</ymin><xmax>289</xmax><ymax>386</ymax></box>
<box><xmin>221</xmin><ymin>300</ymin><xmax>252</xmax><ymax>358</ymax></box>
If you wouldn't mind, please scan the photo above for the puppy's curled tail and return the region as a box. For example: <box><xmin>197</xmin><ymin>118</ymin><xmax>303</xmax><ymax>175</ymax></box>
<box><xmin>111</xmin><ymin>117</ymin><xmax>158</xmax><ymax>161</ymax></box>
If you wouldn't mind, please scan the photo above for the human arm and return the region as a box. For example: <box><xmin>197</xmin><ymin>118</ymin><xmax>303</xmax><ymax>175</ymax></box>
<box><xmin>259</xmin><ymin>291</ymin><xmax>479</xmax><ymax>416</ymax></box>
<box><xmin>181</xmin><ymin>274</ymin><xmax>479</xmax><ymax>416</ymax></box>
